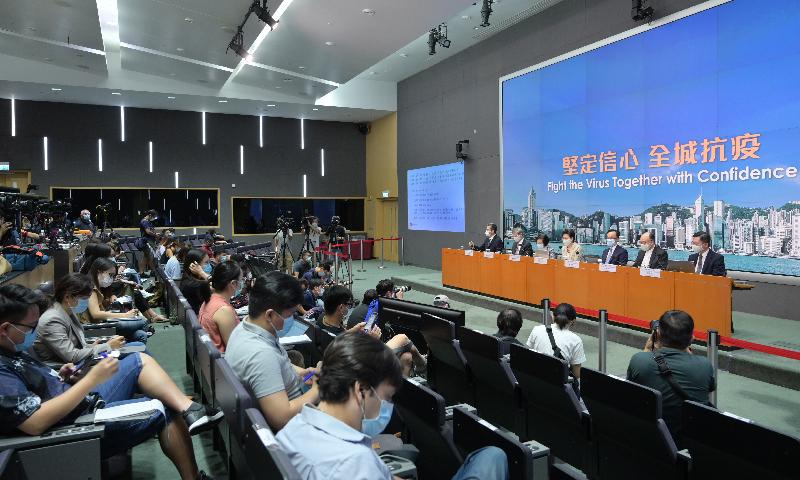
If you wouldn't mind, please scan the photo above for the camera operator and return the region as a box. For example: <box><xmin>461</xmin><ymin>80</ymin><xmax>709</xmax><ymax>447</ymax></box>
<box><xmin>0</xmin><ymin>211</ymin><xmax>40</xmax><ymax>246</ymax></box>
<box><xmin>325</xmin><ymin>215</ymin><xmax>347</xmax><ymax>248</ymax></box>
<box><xmin>376</xmin><ymin>279</ymin><xmax>410</xmax><ymax>301</ymax></box>
<box><xmin>273</xmin><ymin>216</ymin><xmax>294</xmax><ymax>275</ymax></box>
<box><xmin>72</xmin><ymin>209</ymin><xmax>96</xmax><ymax>233</ymax></box>
<box><xmin>301</xmin><ymin>216</ymin><xmax>322</xmax><ymax>259</ymax></box>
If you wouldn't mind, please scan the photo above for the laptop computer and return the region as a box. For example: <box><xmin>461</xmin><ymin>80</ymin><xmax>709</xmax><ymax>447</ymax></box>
<box><xmin>667</xmin><ymin>260</ymin><xmax>696</xmax><ymax>273</ymax></box>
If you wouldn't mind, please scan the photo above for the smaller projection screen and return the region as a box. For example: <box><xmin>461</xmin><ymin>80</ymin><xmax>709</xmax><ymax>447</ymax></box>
<box><xmin>407</xmin><ymin>162</ymin><xmax>465</xmax><ymax>232</ymax></box>
<box><xmin>232</xmin><ymin>198</ymin><xmax>365</xmax><ymax>235</ymax></box>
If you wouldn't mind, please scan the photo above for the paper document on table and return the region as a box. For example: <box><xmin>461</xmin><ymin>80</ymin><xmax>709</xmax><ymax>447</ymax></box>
<box><xmin>236</xmin><ymin>306</ymin><xmax>249</xmax><ymax>316</ymax></box>
<box><xmin>279</xmin><ymin>334</ymin><xmax>312</xmax><ymax>345</ymax></box>
<box><xmin>94</xmin><ymin>399</ymin><xmax>165</xmax><ymax>422</ymax></box>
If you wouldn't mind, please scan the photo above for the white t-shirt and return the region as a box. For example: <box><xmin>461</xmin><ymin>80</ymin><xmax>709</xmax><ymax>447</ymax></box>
<box><xmin>526</xmin><ymin>324</ymin><xmax>586</xmax><ymax>366</ymax></box>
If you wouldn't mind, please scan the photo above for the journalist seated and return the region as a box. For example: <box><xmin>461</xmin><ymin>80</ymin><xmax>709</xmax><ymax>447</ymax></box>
<box><xmin>34</xmin><ymin>273</ymin><xmax>129</xmax><ymax>364</ymax></box>
<box><xmin>225</xmin><ymin>271</ymin><xmax>320</xmax><ymax>432</ymax></box>
<box><xmin>277</xmin><ymin>332</ymin><xmax>510</xmax><ymax>480</ymax></box>
<box><xmin>627</xmin><ymin>310</ymin><xmax>715</xmax><ymax>448</ymax></box>
<box><xmin>526</xmin><ymin>303</ymin><xmax>586</xmax><ymax>380</ymax></box>
<box><xmin>493</xmin><ymin>308</ymin><xmax>525</xmax><ymax>356</ymax></box>
<box><xmin>0</xmin><ymin>284</ymin><xmax>222</xmax><ymax>479</ymax></box>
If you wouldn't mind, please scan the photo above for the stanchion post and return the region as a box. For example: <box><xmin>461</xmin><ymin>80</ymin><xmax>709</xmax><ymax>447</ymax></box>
<box><xmin>348</xmin><ymin>258</ymin><xmax>353</xmax><ymax>292</ymax></box>
<box><xmin>378</xmin><ymin>239</ymin><xmax>386</xmax><ymax>269</ymax></box>
<box><xmin>400</xmin><ymin>237</ymin><xmax>405</xmax><ymax>266</ymax></box>
<box><xmin>599</xmin><ymin>309</ymin><xmax>608</xmax><ymax>373</ymax></box>
<box><xmin>707</xmin><ymin>329</ymin><xmax>720</xmax><ymax>406</ymax></box>
<box><xmin>542</xmin><ymin>298</ymin><xmax>551</xmax><ymax>326</ymax></box>
<box><xmin>334</xmin><ymin>254</ymin><xmax>340</xmax><ymax>284</ymax></box>
<box><xmin>358</xmin><ymin>239</ymin><xmax>365</xmax><ymax>272</ymax></box>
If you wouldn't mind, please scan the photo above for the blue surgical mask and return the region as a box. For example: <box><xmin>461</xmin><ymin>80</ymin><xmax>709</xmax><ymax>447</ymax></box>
<box><xmin>270</xmin><ymin>312</ymin><xmax>295</xmax><ymax>338</ymax></box>
<box><xmin>607</xmin><ymin>239</ymin><xmax>617</xmax><ymax>247</ymax></box>
<box><xmin>221</xmin><ymin>255</ymin><xmax>229</xmax><ymax>263</ymax></box>
<box><xmin>10</xmin><ymin>324</ymin><xmax>37</xmax><ymax>353</ymax></box>
<box><xmin>202</xmin><ymin>263</ymin><xmax>213</xmax><ymax>274</ymax></box>
<box><xmin>361</xmin><ymin>388</ymin><xmax>394</xmax><ymax>438</ymax></box>
<box><xmin>535</xmin><ymin>243</ymin><xmax>542</xmax><ymax>250</ymax></box>
<box><xmin>71</xmin><ymin>297</ymin><xmax>90</xmax><ymax>315</ymax></box>
<box><xmin>233</xmin><ymin>281</ymin><xmax>243</xmax><ymax>298</ymax></box>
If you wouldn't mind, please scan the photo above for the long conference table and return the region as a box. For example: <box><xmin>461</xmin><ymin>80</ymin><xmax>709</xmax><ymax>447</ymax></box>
<box><xmin>442</xmin><ymin>248</ymin><xmax>733</xmax><ymax>337</ymax></box>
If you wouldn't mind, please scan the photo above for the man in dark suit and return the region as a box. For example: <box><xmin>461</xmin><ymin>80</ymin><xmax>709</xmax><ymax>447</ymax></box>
<box><xmin>510</xmin><ymin>227</ymin><xmax>533</xmax><ymax>256</ymax></box>
<box><xmin>601</xmin><ymin>228</ymin><xmax>629</xmax><ymax>265</ymax></box>
<box><xmin>469</xmin><ymin>223</ymin><xmax>503</xmax><ymax>252</ymax></box>
<box><xmin>688</xmin><ymin>231</ymin><xmax>726</xmax><ymax>276</ymax></box>
<box><xmin>632</xmin><ymin>231</ymin><xmax>669</xmax><ymax>269</ymax></box>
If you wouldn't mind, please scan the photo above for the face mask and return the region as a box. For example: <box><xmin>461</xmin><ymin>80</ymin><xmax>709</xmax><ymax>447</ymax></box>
<box><xmin>691</xmin><ymin>244</ymin><xmax>703</xmax><ymax>253</ymax></box>
<box><xmin>514</xmin><ymin>237</ymin><xmax>522</xmax><ymax>243</ymax></box>
<box><xmin>361</xmin><ymin>388</ymin><xmax>394</xmax><ymax>438</ymax></box>
<box><xmin>485</xmin><ymin>231</ymin><xmax>491</xmax><ymax>237</ymax></box>
<box><xmin>607</xmin><ymin>239</ymin><xmax>617</xmax><ymax>247</ymax></box>
<box><xmin>342</xmin><ymin>306</ymin><xmax>353</xmax><ymax>323</ymax></box>
<box><xmin>233</xmin><ymin>281</ymin><xmax>243</xmax><ymax>298</ymax></box>
<box><xmin>221</xmin><ymin>255</ymin><xmax>229</xmax><ymax>263</ymax></box>
<box><xmin>98</xmin><ymin>274</ymin><xmax>113</xmax><ymax>288</ymax></box>
<box><xmin>202</xmin><ymin>263</ymin><xmax>213</xmax><ymax>274</ymax></box>
<box><xmin>535</xmin><ymin>243</ymin><xmax>542</xmax><ymax>250</ymax></box>
<box><xmin>82</xmin><ymin>214</ymin><xmax>90</xmax><ymax>221</ymax></box>
<box><xmin>8</xmin><ymin>324</ymin><xmax>37</xmax><ymax>353</ymax></box>
<box><xmin>269</xmin><ymin>312</ymin><xmax>295</xmax><ymax>338</ymax></box>
<box><xmin>639</xmin><ymin>243</ymin><xmax>652</xmax><ymax>252</ymax></box>
<box><xmin>563</xmin><ymin>239</ymin><xmax>572</xmax><ymax>247</ymax></box>
<box><xmin>71</xmin><ymin>297</ymin><xmax>90</xmax><ymax>315</ymax></box>
<box><xmin>246</xmin><ymin>272</ymin><xmax>253</xmax><ymax>280</ymax></box>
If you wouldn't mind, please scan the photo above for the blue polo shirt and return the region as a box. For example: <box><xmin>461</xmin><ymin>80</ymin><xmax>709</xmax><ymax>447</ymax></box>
<box><xmin>276</xmin><ymin>405</ymin><xmax>391</xmax><ymax>480</ymax></box>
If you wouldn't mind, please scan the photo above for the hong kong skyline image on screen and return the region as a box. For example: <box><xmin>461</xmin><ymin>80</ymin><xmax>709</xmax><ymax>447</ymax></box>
<box><xmin>501</xmin><ymin>0</ymin><xmax>800</xmax><ymax>276</ymax></box>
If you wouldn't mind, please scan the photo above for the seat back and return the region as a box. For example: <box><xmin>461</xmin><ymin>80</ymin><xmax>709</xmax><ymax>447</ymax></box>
<box><xmin>420</xmin><ymin>313</ymin><xmax>474</xmax><ymax>405</ymax></box>
<box><xmin>194</xmin><ymin>329</ymin><xmax>221</xmax><ymax>406</ymax></box>
<box><xmin>184</xmin><ymin>308</ymin><xmax>201</xmax><ymax>377</ymax></box>
<box><xmin>581</xmin><ymin>368</ymin><xmax>679</xmax><ymax>480</ymax></box>
<box><xmin>457</xmin><ymin>326</ymin><xmax>523</xmax><ymax>437</ymax></box>
<box><xmin>682</xmin><ymin>401</ymin><xmax>799</xmax><ymax>480</ymax></box>
<box><xmin>240</xmin><ymin>408</ymin><xmax>301</xmax><ymax>480</ymax></box>
<box><xmin>393</xmin><ymin>378</ymin><xmax>463</xmax><ymax>479</ymax></box>
<box><xmin>452</xmin><ymin>407</ymin><xmax>535</xmax><ymax>480</ymax></box>
<box><xmin>509</xmin><ymin>343</ymin><xmax>591</xmax><ymax>471</ymax></box>
<box><xmin>214</xmin><ymin>358</ymin><xmax>257</xmax><ymax>444</ymax></box>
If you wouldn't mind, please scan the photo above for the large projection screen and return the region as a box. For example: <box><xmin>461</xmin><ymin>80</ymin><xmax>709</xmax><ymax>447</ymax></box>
<box><xmin>500</xmin><ymin>0</ymin><xmax>800</xmax><ymax>275</ymax></box>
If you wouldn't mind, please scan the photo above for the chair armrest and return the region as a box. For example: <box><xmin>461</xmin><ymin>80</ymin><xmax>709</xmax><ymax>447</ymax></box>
<box><xmin>84</xmin><ymin>322</ymin><xmax>119</xmax><ymax>330</ymax></box>
<box><xmin>0</xmin><ymin>424</ymin><xmax>105</xmax><ymax>451</ymax></box>
<box><xmin>0</xmin><ymin>448</ymin><xmax>13</xmax><ymax>475</ymax></box>
<box><xmin>677</xmin><ymin>449</ymin><xmax>691</xmax><ymax>479</ymax></box>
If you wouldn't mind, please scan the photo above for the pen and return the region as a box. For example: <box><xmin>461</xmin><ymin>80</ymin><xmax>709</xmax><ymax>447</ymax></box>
<box><xmin>302</xmin><ymin>370</ymin><xmax>316</xmax><ymax>382</ymax></box>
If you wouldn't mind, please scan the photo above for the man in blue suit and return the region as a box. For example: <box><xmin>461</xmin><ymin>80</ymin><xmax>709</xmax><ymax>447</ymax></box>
<box><xmin>688</xmin><ymin>231</ymin><xmax>726</xmax><ymax>276</ymax></box>
<box><xmin>601</xmin><ymin>229</ymin><xmax>629</xmax><ymax>265</ymax></box>
<box><xmin>469</xmin><ymin>223</ymin><xmax>504</xmax><ymax>252</ymax></box>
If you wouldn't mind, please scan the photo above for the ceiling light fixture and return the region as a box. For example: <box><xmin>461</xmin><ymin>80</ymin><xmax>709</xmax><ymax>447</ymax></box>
<box><xmin>167</xmin><ymin>96</ymin><xmax>176</xmax><ymax>99</ymax></box>
<box><xmin>227</xmin><ymin>27</ymin><xmax>252</xmax><ymax>61</ymax></box>
<box><xmin>267</xmin><ymin>104</ymin><xmax>276</xmax><ymax>107</ymax></box>
<box><xmin>325</xmin><ymin>41</ymin><xmax>336</xmax><ymax>46</ymax></box>
<box><xmin>51</xmin><ymin>87</ymin><xmax>62</xmax><ymax>91</ymax></box>
<box><xmin>428</xmin><ymin>23</ymin><xmax>451</xmax><ymax>56</ymax></box>
<box><xmin>480</xmin><ymin>0</ymin><xmax>494</xmax><ymax>27</ymax></box>
<box><xmin>251</xmin><ymin>1</ymin><xmax>279</xmax><ymax>29</ymax></box>
<box><xmin>362</xmin><ymin>8</ymin><xmax>375</xmax><ymax>15</ymax></box>
<box><xmin>218</xmin><ymin>99</ymin><xmax>228</xmax><ymax>103</ymax></box>
<box><xmin>111</xmin><ymin>92</ymin><xmax>121</xmax><ymax>95</ymax></box>
<box><xmin>312</xmin><ymin>108</ymin><xmax>319</xmax><ymax>111</ymax></box>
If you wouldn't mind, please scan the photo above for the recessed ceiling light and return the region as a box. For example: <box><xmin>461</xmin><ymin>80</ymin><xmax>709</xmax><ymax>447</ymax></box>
<box><xmin>283</xmin><ymin>78</ymin><xmax>293</xmax><ymax>82</ymax></box>
<box><xmin>267</xmin><ymin>104</ymin><xmax>276</xmax><ymax>107</ymax></box>
<box><xmin>362</xmin><ymin>8</ymin><xmax>375</xmax><ymax>15</ymax></box>
<box><xmin>312</xmin><ymin>108</ymin><xmax>319</xmax><ymax>111</ymax></box>
<box><xmin>218</xmin><ymin>99</ymin><xmax>228</xmax><ymax>103</ymax></box>
<box><xmin>298</xmin><ymin>66</ymin><xmax>306</xmax><ymax>70</ymax></box>
<box><xmin>176</xmin><ymin>47</ymin><xmax>185</xmax><ymax>52</ymax></box>
<box><xmin>462</xmin><ymin>15</ymin><xmax>471</xmax><ymax>20</ymax></box>
<box><xmin>325</xmin><ymin>41</ymin><xmax>335</xmax><ymax>46</ymax></box>
<box><xmin>167</xmin><ymin>96</ymin><xmax>176</xmax><ymax>99</ymax></box>
<box><xmin>474</xmin><ymin>26</ymin><xmax>480</xmax><ymax>30</ymax></box>
<box><xmin>399</xmin><ymin>53</ymin><xmax>408</xmax><ymax>58</ymax></box>
<box><xmin>369</xmin><ymin>71</ymin><xmax>378</xmax><ymax>75</ymax></box>
<box><xmin>111</xmin><ymin>92</ymin><xmax>121</xmax><ymax>95</ymax></box>
<box><xmin>184</xmin><ymin>17</ymin><xmax>193</xmax><ymax>23</ymax></box>
<box><xmin>51</xmin><ymin>87</ymin><xmax>62</xmax><ymax>91</ymax></box>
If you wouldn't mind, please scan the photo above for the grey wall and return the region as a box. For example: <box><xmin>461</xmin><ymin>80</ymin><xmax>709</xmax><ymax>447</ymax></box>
<box><xmin>398</xmin><ymin>0</ymin><xmax>706</xmax><ymax>269</ymax></box>
<box><xmin>0</xmin><ymin>99</ymin><xmax>366</xmax><ymax>239</ymax></box>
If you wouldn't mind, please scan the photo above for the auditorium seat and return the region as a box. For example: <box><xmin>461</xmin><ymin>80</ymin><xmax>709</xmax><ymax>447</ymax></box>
<box><xmin>194</xmin><ymin>328</ymin><xmax>221</xmax><ymax>408</ymax></box>
<box><xmin>452</xmin><ymin>406</ymin><xmax>540</xmax><ymax>480</ymax></box>
<box><xmin>682</xmin><ymin>400</ymin><xmax>799</xmax><ymax>480</ymax></box>
<box><xmin>420</xmin><ymin>313</ymin><xmax>475</xmax><ymax>406</ymax></box>
<box><xmin>393</xmin><ymin>377</ymin><xmax>463</xmax><ymax>479</ymax></box>
<box><xmin>214</xmin><ymin>358</ymin><xmax>257</xmax><ymax>479</ymax></box>
<box><xmin>581</xmin><ymin>368</ymin><xmax>688</xmax><ymax>480</ymax></box>
<box><xmin>184</xmin><ymin>308</ymin><xmax>202</xmax><ymax>382</ymax></box>
<box><xmin>456</xmin><ymin>326</ymin><xmax>525</xmax><ymax>438</ymax></box>
<box><xmin>240</xmin><ymin>408</ymin><xmax>301</xmax><ymax>480</ymax></box>
<box><xmin>509</xmin><ymin>343</ymin><xmax>594</xmax><ymax>475</ymax></box>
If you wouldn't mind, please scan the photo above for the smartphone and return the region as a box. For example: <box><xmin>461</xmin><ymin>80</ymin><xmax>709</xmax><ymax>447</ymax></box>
<box><xmin>650</xmin><ymin>320</ymin><xmax>660</xmax><ymax>344</ymax></box>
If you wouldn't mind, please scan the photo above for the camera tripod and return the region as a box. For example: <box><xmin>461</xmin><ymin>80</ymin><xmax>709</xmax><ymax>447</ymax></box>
<box><xmin>273</xmin><ymin>227</ymin><xmax>294</xmax><ymax>274</ymax></box>
<box><xmin>301</xmin><ymin>231</ymin><xmax>317</xmax><ymax>267</ymax></box>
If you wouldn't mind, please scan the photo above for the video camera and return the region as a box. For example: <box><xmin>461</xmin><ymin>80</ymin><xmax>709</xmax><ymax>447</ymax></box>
<box><xmin>276</xmin><ymin>212</ymin><xmax>295</xmax><ymax>233</ymax></box>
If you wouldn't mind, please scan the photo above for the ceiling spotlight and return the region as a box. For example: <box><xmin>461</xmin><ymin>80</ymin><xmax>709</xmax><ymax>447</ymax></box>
<box><xmin>227</xmin><ymin>27</ymin><xmax>252</xmax><ymax>61</ymax></box>
<box><xmin>312</xmin><ymin>108</ymin><xmax>319</xmax><ymax>111</ymax></box>
<box><xmin>631</xmin><ymin>0</ymin><xmax>654</xmax><ymax>21</ymax></box>
<box><xmin>218</xmin><ymin>100</ymin><xmax>228</xmax><ymax>103</ymax></box>
<box><xmin>51</xmin><ymin>87</ymin><xmax>62</xmax><ymax>91</ymax></box>
<box><xmin>250</xmin><ymin>1</ymin><xmax>278</xmax><ymax>29</ymax></box>
<box><xmin>111</xmin><ymin>92</ymin><xmax>121</xmax><ymax>95</ymax></box>
<box><xmin>428</xmin><ymin>23</ymin><xmax>451</xmax><ymax>55</ymax></box>
<box><xmin>480</xmin><ymin>0</ymin><xmax>493</xmax><ymax>27</ymax></box>
<box><xmin>167</xmin><ymin>96</ymin><xmax>176</xmax><ymax>99</ymax></box>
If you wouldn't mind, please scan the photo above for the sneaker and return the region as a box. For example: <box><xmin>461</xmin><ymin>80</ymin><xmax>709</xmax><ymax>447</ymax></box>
<box><xmin>198</xmin><ymin>470</ymin><xmax>214</xmax><ymax>480</ymax></box>
<box><xmin>181</xmin><ymin>402</ymin><xmax>223</xmax><ymax>435</ymax></box>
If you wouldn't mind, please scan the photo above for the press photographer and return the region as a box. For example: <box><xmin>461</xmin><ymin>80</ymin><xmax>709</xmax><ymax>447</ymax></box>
<box><xmin>325</xmin><ymin>215</ymin><xmax>347</xmax><ymax>248</ymax></box>
<box><xmin>300</xmin><ymin>215</ymin><xmax>321</xmax><ymax>261</ymax></box>
<box><xmin>273</xmin><ymin>214</ymin><xmax>294</xmax><ymax>274</ymax></box>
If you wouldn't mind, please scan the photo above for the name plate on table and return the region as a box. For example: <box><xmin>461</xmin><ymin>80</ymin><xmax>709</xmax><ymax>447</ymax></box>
<box><xmin>599</xmin><ymin>263</ymin><xmax>617</xmax><ymax>273</ymax></box>
<box><xmin>533</xmin><ymin>257</ymin><xmax>549</xmax><ymax>265</ymax></box>
<box><xmin>564</xmin><ymin>260</ymin><xmax>580</xmax><ymax>269</ymax></box>
<box><xmin>483</xmin><ymin>251</ymin><xmax>495</xmax><ymax>259</ymax></box>
<box><xmin>509</xmin><ymin>255</ymin><xmax>521</xmax><ymax>262</ymax></box>
<box><xmin>640</xmin><ymin>267</ymin><xmax>662</xmax><ymax>278</ymax></box>
<box><xmin>464</xmin><ymin>249</ymin><xmax>474</xmax><ymax>256</ymax></box>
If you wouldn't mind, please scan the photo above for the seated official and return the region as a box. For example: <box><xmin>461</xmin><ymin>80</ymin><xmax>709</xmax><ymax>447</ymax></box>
<box><xmin>627</xmin><ymin>310</ymin><xmax>715</xmax><ymax>447</ymax></box>
<box><xmin>198</xmin><ymin>261</ymin><xmax>241</xmax><ymax>353</ymax></box>
<box><xmin>534</xmin><ymin>234</ymin><xmax>556</xmax><ymax>258</ymax></box>
<box><xmin>631</xmin><ymin>231</ymin><xmax>669</xmax><ymax>270</ymax></box>
<box><xmin>493</xmin><ymin>308</ymin><xmax>525</xmax><ymax>356</ymax></box>
<box><xmin>226</xmin><ymin>272</ymin><xmax>320</xmax><ymax>432</ymax></box>
<box><xmin>601</xmin><ymin>228</ymin><xmax>629</xmax><ymax>265</ymax></box>
<box><xmin>0</xmin><ymin>284</ymin><xmax>221</xmax><ymax>480</ymax></box>
<box><xmin>72</xmin><ymin>209</ymin><xmax>96</xmax><ymax>233</ymax></box>
<box><xmin>34</xmin><ymin>273</ymin><xmax>127</xmax><ymax>364</ymax></box>
<box><xmin>510</xmin><ymin>227</ymin><xmax>533</xmax><ymax>256</ymax></box>
<box><xmin>346</xmin><ymin>289</ymin><xmax>378</xmax><ymax>328</ymax></box>
<box><xmin>180</xmin><ymin>249</ymin><xmax>212</xmax><ymax>314</ymax></box>
<box><xmin>469</xmin><ymin>223</ymin><xmax>503</xmax><ymax>252</ymax></box>
<box><xmin>277</xmin><ymin>332</ymin><xmax>510</xmax><ymax>480</ymax></box>
<box><xmin>526</xmin><ymin>303</ymin><xmax>585</xmax><ymax>380</ymax></box>
<box><xmin>688</xmin><ymin>231</ymin><xmax>726</xmax><ymax>276</ymax></box>
<box><xmin>560</xmin><ymin>229</ymin><xmax>582</xmax><ymax>261</ymax></box>
<box><xmin>329</xmin><ymin>284</ymin><xmax>425</xmax><ymax>378</ymax></box>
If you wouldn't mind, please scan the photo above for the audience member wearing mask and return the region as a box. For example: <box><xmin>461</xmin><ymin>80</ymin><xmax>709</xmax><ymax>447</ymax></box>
<box><xmin>198</xmin><ymin>261</ymin><xmax>242</xmax><ymax>353</ymax></box>
<box><xmin>72</xmin><ymin>209</ymin><xmax>96</xmax><ymax>233</ymax></box>
<box><xmin>345</xmin><ymin>289</ymin><xmax>378</xmax><ymax>329</ymax></box>
<box><xmin>226</xmin><ymin>272</ymin><xmax>320</xmax><ymax>432</ymax></box>
<box><xmin>179</xmin><ymin>249</ymin><xmax>212</xmax><ymax>314</ymax></box>
<box><xmin>34</xmin><ymin>273</ymin><xmax>127</xmax><ymax>364</ymax></box>
<box><xmin>493</xmin><ymin>308</ymin><xmax>525</xmax><ymax>356</ymax></box>
<box><xmin>560</xmin><ymin>229</ymin><xmax>582</xmax><ymax>261</ymax></box>
<box><xmin>165</xmin><ymin>246</ymin><xmax>188</xmax><ymax>281</ymax></box>
<box><xmin>293</xmin><ymin>251</ymin><xmax>314</xmax><ymax>278</ymax></box>
<box><xmin>83</xmin><ymin>258</ymin><xmax>150</xmax><ymax>344</ymax></box>
<box><xmin>276</xmin><ymin>332</ymin><xmax>510</xmax><ymax>480</ymax></box>
<box><xmin>317</xmin><ymin>286</ymin><xmax>380</xmax><ymax>337</ymax></box>
<box><xmin>0</xmin><ymin>284</ymin><xmax>221</xmax><ymax>480</ymax></box>
<box><xmin>526</xmin><ymin>303</ymin><xmax>586</xmax><ymax>381</ymax></box>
